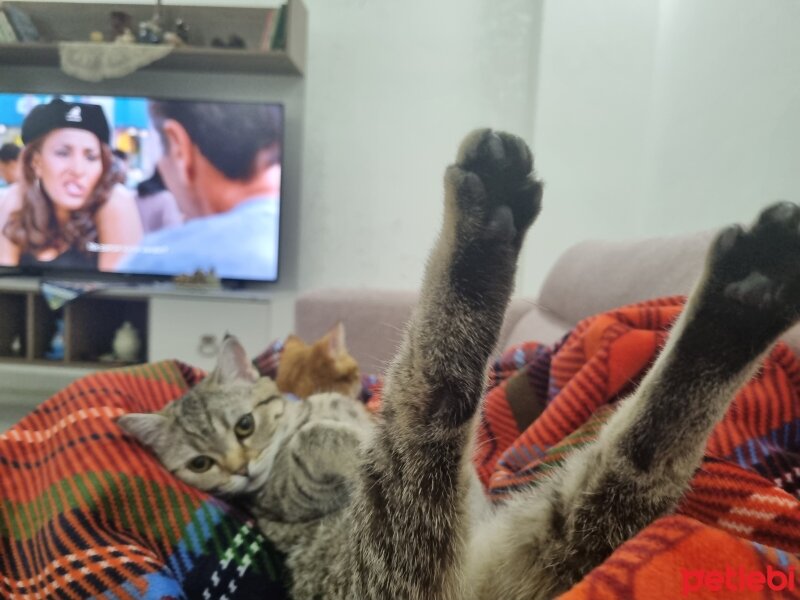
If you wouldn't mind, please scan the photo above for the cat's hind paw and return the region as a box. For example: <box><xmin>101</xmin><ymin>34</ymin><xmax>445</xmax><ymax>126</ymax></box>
<box><xmin>445</xmin><ymin>129</ymin><xmax>542</xmax><ymax>248</ymax></box>
<box><xmin>708</xmin><ymin>201</ymin><xmax>800</xmax><ymax>319</ymax></box>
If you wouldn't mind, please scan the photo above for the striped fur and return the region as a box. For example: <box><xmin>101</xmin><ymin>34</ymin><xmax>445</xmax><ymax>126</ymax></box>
<box><xmin>121</xmin><ymin>130</ymin><xmax>800</xmax><ymax>599</ymax></box>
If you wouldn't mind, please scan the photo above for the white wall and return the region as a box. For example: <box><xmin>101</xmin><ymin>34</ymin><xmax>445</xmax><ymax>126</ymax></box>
<box><xmin>521</xmin><ymin>0</ymin><xmax>662</xmax><ymax>293</ymax></box>
<box><xmin>644</xmin><ymin>0</ymin><xmax>800</xmax><ymax>232</ymax></box>
<box><xmin>298</xmin><ymin>0</ymin><xmax>541</xmax><ymax>293</ymax></box>
<box><xmin>523</xmin><ymin>0</ymin><xmax>800</xmax><ymax>293</ymax></box>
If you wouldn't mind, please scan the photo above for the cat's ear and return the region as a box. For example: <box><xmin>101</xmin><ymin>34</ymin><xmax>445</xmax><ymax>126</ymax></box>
<box><xmin>324</xmin><ymin>322</ymin><xmax>348</xmax><ymax>359</ymax></box>
<box><xmin>117</xmin><ymin>413</ymin><xmax>170</xmax><ymax>449</ymax></box>
<box><xmin>212</xmin><ymin>335</ymin><xmax>259</xmax><ymax>384</ymax></box>
<box><xmin>283</xmin><ymin>334</ymin><xmax>305</xmax><ymax>350</ymax></box>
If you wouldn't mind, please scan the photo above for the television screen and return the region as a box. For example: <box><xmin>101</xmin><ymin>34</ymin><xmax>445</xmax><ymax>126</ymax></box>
<box><xmin>0</xmin><ymin>93</ymin><xmax>283</xmax><ymax>282</ymax></box>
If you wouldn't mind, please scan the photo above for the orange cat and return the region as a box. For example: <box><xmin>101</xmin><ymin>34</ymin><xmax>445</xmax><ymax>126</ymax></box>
<box><xmin>276</xmin><ymin>322</ymin><xmax>361</xmax><ymax>399</ymax></box>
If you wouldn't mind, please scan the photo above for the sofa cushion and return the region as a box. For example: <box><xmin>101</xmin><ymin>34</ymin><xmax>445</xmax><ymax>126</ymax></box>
<box><xmin>537</xmin><ymin>230</ymin><xmax>716</xmax><ymax>326</ymax></box>
<box><xmin>503</xmin><ymin>305</ymin><xmax>573</xmax><ymax>349</ymax></box>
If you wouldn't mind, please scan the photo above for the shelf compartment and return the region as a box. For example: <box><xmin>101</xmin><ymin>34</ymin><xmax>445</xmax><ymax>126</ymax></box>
<box><xmin>67</xmin><ymin>297</ymin><xmax>148</xmax><ymax>364</ymax></box>
<box><xmin>30</xmin><ymin>296</ymin><xmax>63</xmax><ymax>362</ymax></box>
<box><xmin>0</xmin><ymin>292</ymin><xmax>27</xmax><ymax>359</ymax></box>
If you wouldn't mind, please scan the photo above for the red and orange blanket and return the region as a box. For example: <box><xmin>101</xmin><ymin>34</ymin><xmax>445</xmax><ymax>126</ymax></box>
<box><xmin>2</xmin><ymin>296</ymin><xmax>800</xmax><ymax>599</ymax></box>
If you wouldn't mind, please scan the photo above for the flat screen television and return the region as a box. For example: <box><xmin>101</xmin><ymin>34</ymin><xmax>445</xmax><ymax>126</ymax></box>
<box><xmin>0</xmin><ymin>92</ymin><xmax>284</xmax><ymax>283</ymax></box>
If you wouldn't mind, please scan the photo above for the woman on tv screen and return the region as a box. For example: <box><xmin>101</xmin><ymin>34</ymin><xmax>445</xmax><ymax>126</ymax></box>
<box><xmin>0</xmin><ymin>99</ymin><xmax>142</xmax><ymax>271</ymax></box>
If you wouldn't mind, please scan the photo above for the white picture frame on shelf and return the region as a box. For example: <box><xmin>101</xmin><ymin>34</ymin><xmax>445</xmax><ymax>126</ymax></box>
<box><xmin>0</xmin><ymin>9</ymin><xmax>18</xmax><ymax>43</ymax></box>
<box><xmin>4</xmin><ymin>4</ymin><xmax>40</xmax><ymax>42</ymax></box>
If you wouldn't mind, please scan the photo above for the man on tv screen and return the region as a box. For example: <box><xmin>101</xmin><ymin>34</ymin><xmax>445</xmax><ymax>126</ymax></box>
<box><xmin>117</xmin><ymin>100</ymin><xmax>282</xmax><ymax>281</ymax></box>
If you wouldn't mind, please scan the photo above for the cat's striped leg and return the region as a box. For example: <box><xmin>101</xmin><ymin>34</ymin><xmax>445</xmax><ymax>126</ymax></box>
<box><xmin>469</xmin><ymin>202</ymin><xmax>800</xmax><ymax>599</ymax></box>
<box><xmin>343</xmin><ymin>130</ymin><xmax>542</xmax><ymax>599</ymax></box>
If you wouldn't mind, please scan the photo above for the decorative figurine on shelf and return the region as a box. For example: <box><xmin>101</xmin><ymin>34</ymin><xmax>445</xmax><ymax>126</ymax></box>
<box><xmin>137</xmin><ymin>19</ymin><xmax>164</xmax><ymax>44</ymax></box>
<box><xmin>175</xmin><ymin>18</ymin><xmax>190</xmax><ymax>44</ymax></box>
<box><xmin>162</xmin><ymin>31</ymin><xmax>185</xmax><ymax>46</ymax></box>
<box><xmin>211</xmin><ymin>34</ymin><xmax>247</xmax><ymax>49</ymax></box>
<box><xmin>137</xmin><ymin>0</ymin><xmax>164</xmax><ymax>44</ymax></box>
<box><xmin>10</xmin><ymin>335</ymin><xmax>22</xmax><ymax>357</ymax></box>
<box><xmin>110</xmin><ymin>10</ymin><xmax>134</xmax><ymax>42</ymax></box>
<box><xmin>112</xmin><ymin>321</ymin><xmax>141</xmax><ymax>363</ymax></box>
<box><xmin>45</xmin><ymin>319</ymin><xmax>65</xmax><ymax>360</ymax></box>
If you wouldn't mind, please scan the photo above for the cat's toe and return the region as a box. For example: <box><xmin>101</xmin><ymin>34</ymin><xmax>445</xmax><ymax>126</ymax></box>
<box><xmin>754</xmin><ymin>201</ymin><xmax>800</xmax><ymax>232</ymax></box>
<box><xmin>456</xmin><ymin>129</ymin><xmax>534</xmax><ymax>190</ymax></box>
<box><xmin>724</xmin><ymin>272</ymin><xmax>784</xmax><ymax>310</ymax></box>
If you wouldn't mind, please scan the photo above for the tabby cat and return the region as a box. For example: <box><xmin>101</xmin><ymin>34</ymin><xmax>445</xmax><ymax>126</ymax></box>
<box><xmin>118</xmin><ymin>129</ymin><xmax>800</xmax><ymax>599</ymax></box>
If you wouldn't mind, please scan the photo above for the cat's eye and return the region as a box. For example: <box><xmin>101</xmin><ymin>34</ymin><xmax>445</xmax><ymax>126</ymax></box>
<box><xmin>235</xmin><ymin>413</ymin><xmax>255</xmax><ymax>438</ymax></box>
<box><xmin>187</xmin><ymin>455</ymin><xmax>214</xmax><ymax>473</ymax></box>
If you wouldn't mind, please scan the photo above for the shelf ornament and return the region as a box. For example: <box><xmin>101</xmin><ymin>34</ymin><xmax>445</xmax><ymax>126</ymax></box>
<box><xmin>59</xmin><ymin>41</ymin><xmax>174</xmax><ymax>82</ymax></box>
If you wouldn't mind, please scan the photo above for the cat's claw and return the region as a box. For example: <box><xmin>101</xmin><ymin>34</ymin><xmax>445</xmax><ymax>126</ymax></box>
<box><xmin>445</xmin><ymin>129</ymin><xmax>542</xmax><ymax>247</ymax></box>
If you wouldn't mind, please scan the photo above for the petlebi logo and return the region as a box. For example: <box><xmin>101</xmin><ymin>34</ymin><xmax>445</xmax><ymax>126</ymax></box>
<box><xmin>65</xmin><ymin>106</ymin><xmax>82</xmax><ymax>122</ymax></box>
<box><xmin>681</xmin><ymin>566</ymin><xmax>797</xmax><ymax>595</ymax></box>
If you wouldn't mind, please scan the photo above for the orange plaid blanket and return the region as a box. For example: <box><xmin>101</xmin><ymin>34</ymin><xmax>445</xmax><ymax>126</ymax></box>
<box><xmin>475</xmin><ymin>296</ymin><xmax>800</xmax><ymax>599</ymax></box>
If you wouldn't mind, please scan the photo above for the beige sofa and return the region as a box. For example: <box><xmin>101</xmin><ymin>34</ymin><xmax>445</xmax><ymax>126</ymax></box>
<box><xmin>295</xmin><ymin>228</ymin><xmax>800</xmax><ymax>376</ymax></box>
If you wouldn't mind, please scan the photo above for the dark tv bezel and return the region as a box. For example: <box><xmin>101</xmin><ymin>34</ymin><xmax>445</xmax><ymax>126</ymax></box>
<box><xmin>0</xmin><ymin>90</ymin><xmax>285</xmax><ymax>286</ymax></box>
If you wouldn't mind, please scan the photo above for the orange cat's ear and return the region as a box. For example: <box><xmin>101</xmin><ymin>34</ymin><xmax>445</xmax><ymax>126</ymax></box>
<box><xmin>210</xmin><ymin>335</ymin><xmax>258</xmax><ymax>384</ymax></box>
<box><xmin>324</xmin><ymin>321</ymin><xmax>348</xmax><ymax>359</ymax></box>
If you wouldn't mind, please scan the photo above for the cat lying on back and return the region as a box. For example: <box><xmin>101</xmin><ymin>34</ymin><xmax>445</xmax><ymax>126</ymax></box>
<box><xmin>118</xmin><ymin>129</ymin><xmax>800</xmax><ymax>599</ymax></box>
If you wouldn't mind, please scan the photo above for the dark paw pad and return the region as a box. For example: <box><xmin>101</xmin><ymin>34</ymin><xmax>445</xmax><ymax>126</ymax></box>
<box><xmin>709</xmin><ymin>202</ymin><xmax>800</xmax><ymax>314</ymax></box>
<box><xmin>447</xmin><ymin>129</ymin><xmax>542</xmax><ymax>246</ymax></box>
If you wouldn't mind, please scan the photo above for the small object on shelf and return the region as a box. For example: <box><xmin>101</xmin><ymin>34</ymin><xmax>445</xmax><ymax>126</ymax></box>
<box><xmin>162</xmin><ymin>31</ymin><xmax>184</xmax><ymax>46</ymax></box>
<box><xmin>173</xmin><ymin>268</ymin><xmax>221</xmax><ymax>289</ymax></box>
<box><xmin>4</xmin><ymin>4</ymin><xmax>40</xmax><ymax>42</ymax></box>
<box><xmin>0</xmin><ymin>9</ymin><xmax>17</xmax><ymax>43</ymax></box>
<box><xmin>110</xmin><ymin>10</ymin><xmax>133</xmax><ymax>40</ymax></box>
<box><xmin>137</xmin><ymin>19</ymin><xmax>163</xmax><ymax>44</ymax></box>
<box><xmin>10</xmin><ymin>335</ymin><xmax>21</xmax><ymax>356</ymax></box>
<box><xmin>227</xmin><ymin>34</ymin><xmax>245</xmax><ymax>48</ymax></box>
<box><xmin>114</xmin><ymin>29</ymin><xmax>135</xmax><ymax>44</ymax></box>
<box><xmin>270</xmin><ymin>3</ymin><xmax>288</xmax><ymax>50</ymax></box>
<box><xmin>45</xmin><ymin>318</ymin><xmax>65</xmax><ymax>360</ymax></box>
<box><xmin>174</xmin><ymin>18</ymin><xmax>190</xmax><ymax>44</ymax></box>
<box><xmin>59</xmin><ymin>40</ymin><xmax>174</xmax><ymax>81</ymax></box>
<box><xmin>210</xmin><ymin>34</ymin><xmax>247</xmax><ymax>49</ymax></box>
<box><xmin>259</xmin><ymin>7</ymin><xmax>278</xmax><ymax>51</ymax></box>
<box><xmin>260</xmin><ymin>3</ymin><xmax>287</xmax><ymax>51</ymax></box>
<box><xmin>89</xmin><ymin>31</ymin><xmax>104</xmax><ymax>43</ymax></box>
<box><xmin>112</xmin><ymin>321</ymin><xmax>141</xmax><ymax>362</ymax></box>
<box><xmin>137</xmin><ymin>0</ymin><xmax>165</xmax><ymax>44</ymax></box>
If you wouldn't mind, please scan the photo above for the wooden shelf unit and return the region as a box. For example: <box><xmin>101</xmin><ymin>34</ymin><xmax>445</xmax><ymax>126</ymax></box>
<box><xmin>0</xmin><ymin>0</ymin><xmax>307</xmax><ymax>75</ymax></box>
<box><xmin>0</xmin><ymin>278</ymin><xmax>273</xmax><ymax>371</ymax></box>
<box><xmin>0</xmin><ymin>286</ymin><xmax>149</xmax><ymax>367</ymax></box>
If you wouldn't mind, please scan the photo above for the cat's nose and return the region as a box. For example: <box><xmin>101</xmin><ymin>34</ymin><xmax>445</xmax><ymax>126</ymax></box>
<box><xmin>234</xmin><ymin>464</ymin><xmax>249</xmax><ymax>476</ymax></box>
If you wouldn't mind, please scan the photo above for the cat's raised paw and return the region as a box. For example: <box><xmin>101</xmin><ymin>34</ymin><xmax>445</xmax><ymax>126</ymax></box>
<box><xmin>708</xmin><ymin>201</ymin><xmax>800</xmax><ymax>315</ymax></box>
<box><xmin>445</xmin><ymin>129</ymin><xmax>542</xmax><ymax>247</ymax></box>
